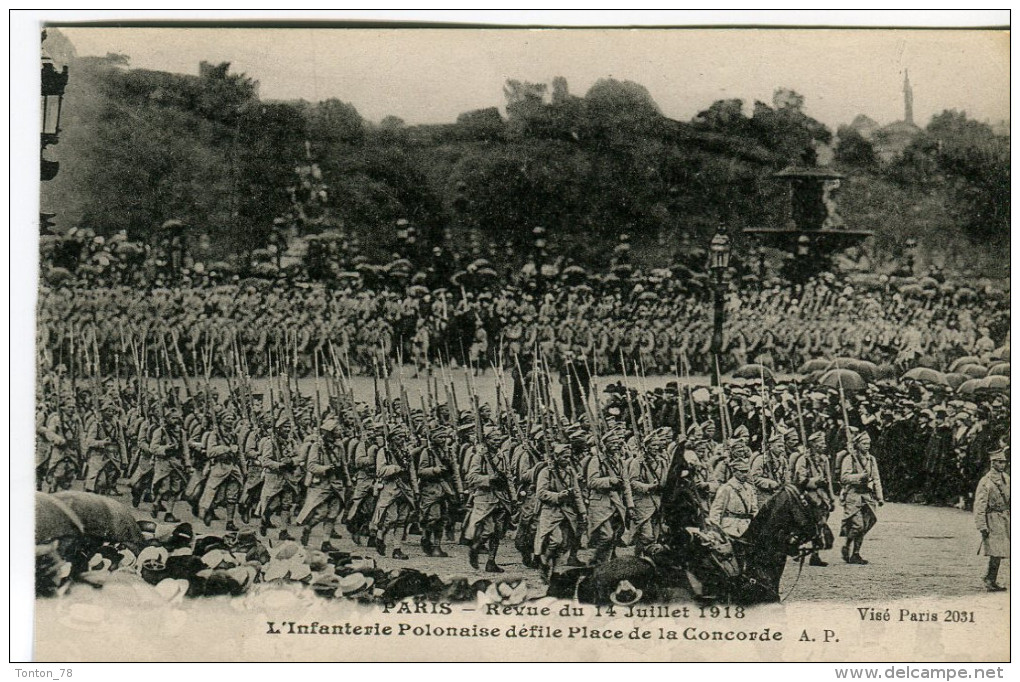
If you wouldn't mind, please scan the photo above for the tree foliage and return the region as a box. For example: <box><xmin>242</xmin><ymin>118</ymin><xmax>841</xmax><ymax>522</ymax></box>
<box><xmin>45</xmin><ymin>57</ymin><xmax>1007</xmax><ymax>273</ymax></box>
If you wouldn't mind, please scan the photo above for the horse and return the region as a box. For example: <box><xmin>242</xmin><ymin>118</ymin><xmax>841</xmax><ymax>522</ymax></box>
<box><xmin>556</xmin><ymin>450</ymin><xmax>832</xmax><ymax>606</ymax></box>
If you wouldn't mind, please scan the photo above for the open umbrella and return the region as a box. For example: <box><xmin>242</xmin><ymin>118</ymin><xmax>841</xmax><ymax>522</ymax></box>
<box><xmin>901</xmin><ymin>367</ymin><xmax>949</xmax><ymax>385</ymax></box>
<box><xmin>733</xmin><ymin>364</ymin><xmax>775</xmax><ymax>381</ymax></box>
<box><xmin>943</xmin><ymin>372</ymin><xmax>970</xmax><ymax>390</ymax></box>
<box><xmin>36</xmin><ymin>492</ymin><xmax>84</xmax><ymax>544</ymax></box>
<box><xmin>798</xmin><ymin>358</ymin><xmax>831</xmax><ymax>374</ymax></box>
<box><xmin>828</xmin><ymin>357</ymin><xmax>878</xmax><ymax>382</ymax></box>
<box><xmin>817</xmin><ymin>369</ymin><xmax>866</xmax><ymax>391</ymax></box>
<box><xmin>957</xmin><ymin>379</ymin><xmax>985</xmax><ymax>395</ymax></box>
<box><xmin>957</xmin><ymin>364</ymin><xmax>988</xmax><ymax>379</ymax></box>
<box><xmin>949</xmin><ymin>356</ymin><xmax>983</xmax><ymax>373</ymax></box>
<box><xmin>981</xmin><ymin>375</ymin><xmax>1010</xmax><ymax>391</ymax></box>
<box><xmin>988</xmin><ymin>363</ymin><xmax>1010</xmax><ymax>377</ymax></box>
<box><xmin>51</xmin><ymin>491</ymin><xmax>144</xmax><ymax>544</ymax></box>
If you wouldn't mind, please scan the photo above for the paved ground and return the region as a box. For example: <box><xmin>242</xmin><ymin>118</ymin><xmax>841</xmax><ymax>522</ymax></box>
<box><xmin>95</xmin><ymin>476</ymin><xmax>1008</xmax><ymax>602</ymax></box>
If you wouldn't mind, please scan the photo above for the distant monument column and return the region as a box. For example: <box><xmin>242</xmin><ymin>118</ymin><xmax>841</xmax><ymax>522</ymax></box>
<box><xmin>904</xmin><ymin>70</ymin><xmax>914</xmax><ymax>126</ymax></box>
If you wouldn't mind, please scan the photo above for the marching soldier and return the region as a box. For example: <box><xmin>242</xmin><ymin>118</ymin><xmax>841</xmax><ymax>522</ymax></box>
<box><xmin>416</xmin><ymin>424</ymin><xmax>457</xmax><ymax>557</ymax></box>
<box><xmin>511</xmin><ymin>429</ymin><xmax>544</xmax><ymax>568</ymax></box>
<box><xmin>534</xmin><ymin>443</ymin><xmax>584</xmax><ymax>579</ymax></box>
<box><xmin>974</xmin><ymin>447</ymin><xmax>1009</xmax><ymax>591</ymax></box>
<box><xmin>344</xmin><ymin>420</ymin><xmax>379</xmax><ymax>546</ymax></box>
<box><xmin>839</xmin><ymin>431</ymin><xmax>884</xmax><ymax>565</ymax></box>
<box><xmin>750</xmin><ymin>433</ymin><xmax>788</xmax><ymax>509</ymax></box>
<box><xmin>463</xmin><ymin>428</ymin><xmax>514</xmax><ymax>573</ymax></box>
<box><xmin>237</xmin><ymin>414</ymin><xmax>268</xmax><ymax>524</ymax></box>
<box><xmin>37</xmin><ymin>411</ymin><xmax>72</xmax><ymax>493</ymax></box>
<box><xmin>128</xmin><ymin>406</ymin><xmax>159</xmax><ymax>507</ymax></box>
<box><xmin>296</xmin><ymin>418</ymin><xmax>347</xmax><ymax>547</ymax></box>
<box><xmin>626</xmin><ymin>431</ymin><xmax>669</xmax><ymax>556</ymax></box>
<box><xmin>792</xmin><ymin>431</ymin><xmax>834</xmax><ymax>566</ymax></box>
<box><xmin>257</xmin><ymin>415</ymin><xmax>302</xmax><ymax>537</ymax></box>
<box><xmin>82</xmin><ymin>403</ymin><xmax>123</xmax><ymax>496</ymax></box>
<box><xmin>585</xmin><ymin>428</ymin><xmax>631</xmax><ymax>565</ymax></box>
<box><xmin>149</xmin><ymin>409</ymin><xmax>187</xmax><ymax>522</ymax></box>
<box><xmin>708</xmin><ymin>458</ymin><xmax>758</xmax><ymax>539</ymax></box>
<box><xmin>370</xmin><ymin>424</ymin><xmax>416</xmax><ymax>560</ymax></box>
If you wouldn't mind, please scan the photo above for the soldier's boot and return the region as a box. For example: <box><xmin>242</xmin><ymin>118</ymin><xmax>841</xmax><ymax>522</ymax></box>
<box><xmin>202</xmin><ymin>508</ymin><xmax>215</xmax><ymax>527</ymax></box>
<box><xmin>238</xmin><ymin>504</ymin><xmax>251</xmax><ymax>524</ymax></box>
<box><xmin>259</xmin><ymin>514</ymin><xmax>274</xmax><ymax>537</ymax></box>
<box><xmin>151</xmin><ymin>497</ymin><xmax>162</xmax><ymax>520</ymax></box>
<box><xmin>840</xmin><ymin>541</ymin><xmax>852</xmax><ymax>563</ymax></box>
<box><xmin>225</xmin><ymin>504</ymin><xmax>240</xmax><ymax>532</ymax></box>
<box><xmin>468</xmin><ymin>538</ymin><xmax>483</xmax><ymax>570</ymax></box>
<box><xmin>484</xmin><ymin>537</ymin><xmax>503</xmax><ymax>573</ymax></box>
<box><xmin>420</xmin><ymin>534</ymin><xmax>434</xmax><ymax>557</ymax></box>
<box><xmin>278</xmin><ymin>528</ymin><xmax>296</xmax><ymax>542</ymax></box>
<box><xmin>565</xmin><ymin>549</ymin><xmax>584</xmax><ymax>567</ymax></box>
<box><xmin>131</xmin><ymin>486</ymin><xmax>144</xmax><ymax>508</ymax></box>
<box><xmin>392</xmin><ymin>547</ymin><xmax>409</xmax><ymax>560</ymax></box>
<box><xmin>375</xmin><ymin>533</ymin><xmax>387</xmax><ymax>557</ymax></box>
<box><xmin>984</xmin><ymin>558</ymin><xmax>1005</xmax><ymax>590</ymax></box>
<box><xmin>300</xmin><ymin>525</ymin><xmax>313</xmax><ymax>546</ymax></box>
<box><xmin>848</xmin><ymin>537</ymin><xmax>868</xmax><ymax>564</ymax></box>
<box><xmin>542</xmin><ymin>556</ymin><xmax>557</xmax><ymax>582</ymax></box>
<box><xmin>808</xmin><ymin>552</ymin><xmax>828</xmax><ymax>567</ymax></box>
<box><xmin>591</xmin><ymin>543</ymin><xmax>613</xmax><ymax>567</ymax></box>
<box><xmin>431</xmin><ymin>530</ymin><xmax>450</xmax><ymax>558</ymax></box>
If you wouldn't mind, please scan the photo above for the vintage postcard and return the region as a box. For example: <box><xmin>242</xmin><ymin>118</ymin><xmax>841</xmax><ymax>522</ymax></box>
<box><xmin>26</xmin><ymin>20</ymin><xmax>1009</xmax><ymax>663</ymax></box>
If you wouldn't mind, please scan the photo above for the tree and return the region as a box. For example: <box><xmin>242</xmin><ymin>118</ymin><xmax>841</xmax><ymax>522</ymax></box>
<box><xmin>380</xmin><ymin>115</ymin><xmax>406</xmax><ymax>131</ymax></box>
<box><xmin>582</xmin><ymin>78</ymin><xmax>662</xmax><ymax>140</ymax></box>
<box><xmin>456</xmin><ymin>107</ymin><xmax>505</xmax><ymax>140</ymax></box>
<box><xmin>305</xmin><ymin>98</ymin><xmax>364</xmax><ymax>151</ymax></box>
<box><xmin>692</xmin><ymin>99</ymin><xmax>747</xmax><ymax>132</ymax></box>
<box><xmin>504</xmin><ymin>80</ymin><xmax>548</xmax><ymax>137</ymax></box>
<box><xmin>234</xmin><ymin>102</ymin><xmax>307</xmax><ymax>253</ymax></box>
<box><xmin>749</xmin><ymin>92</ymin><xmax>832</xmax><ymax>164</ymax></box>
<box><xmin>835</xmin><ymin>125</ymin><xmax>878</xmax><ymax>169</ymax></box>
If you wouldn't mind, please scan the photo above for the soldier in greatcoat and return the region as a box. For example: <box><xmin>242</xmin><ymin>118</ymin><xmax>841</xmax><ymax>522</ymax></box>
<box><xmin>974</xmin><ymin>447</ymin><xmax>1010</xmax><ymax>591</ymax></box>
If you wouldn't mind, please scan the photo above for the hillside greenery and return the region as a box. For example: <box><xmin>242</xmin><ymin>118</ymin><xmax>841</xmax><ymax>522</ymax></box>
<box><xmin>41</xmin><ymin>54</ymin><xmax>1009</xmax><ymax>277</ymax></box>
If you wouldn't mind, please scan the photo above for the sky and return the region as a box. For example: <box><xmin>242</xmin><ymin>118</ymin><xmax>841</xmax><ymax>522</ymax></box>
<box><xmin>55</xmin><ymin>26</ymin><xmax>1009</xmax><ymax>130</ymax></box>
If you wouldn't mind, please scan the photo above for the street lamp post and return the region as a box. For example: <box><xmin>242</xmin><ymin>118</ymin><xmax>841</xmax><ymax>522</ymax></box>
<box><xmin>708</xmin><ymin>225</ymin><xmax>731</xmax><ymax>386</ymax></box>
<box><xmin>904</xmin><ymin>237</ymin><xmax>917</xmax><ymax>275</ymax></box>
<box><xmin>41</xmin><ymin>34</ymin><xmax>68</xmax><ymax>182</ymax></box>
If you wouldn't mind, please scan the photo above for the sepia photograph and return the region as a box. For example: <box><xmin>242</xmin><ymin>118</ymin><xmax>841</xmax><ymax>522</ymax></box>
<box><xmin>16</xmin><ymin>11</ymin><xmax>1011</xmax><ymax>665</ymax></box>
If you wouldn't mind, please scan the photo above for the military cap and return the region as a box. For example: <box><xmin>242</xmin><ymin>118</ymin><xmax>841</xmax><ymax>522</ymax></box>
<box><xmin>989</xmin><ymin>447</ymin><xmax>1008</xmax><ymax>462</ymax></box>
<box><xmin>730</xmin><ymin>441</ymin><xmax>752</xmax><ymax>458</ymax></box>
<box><xmin>731</xmin><ymin>459</ymin><xmax>750</xmax><ymax>473</ymax></box>
<box><xmin>320</xmin><ymin>418</ymin><xmax>340</xmax><ymax>433</ymax></box>
<box><xmin>732</xmin><ymin>424</ymin><xmax>749</xmax><ymax>439</ymax></box>
<box><xmin>807</xmin><ymin>431</ymin><xmax>826</xmax><ymax>446</ymax></box>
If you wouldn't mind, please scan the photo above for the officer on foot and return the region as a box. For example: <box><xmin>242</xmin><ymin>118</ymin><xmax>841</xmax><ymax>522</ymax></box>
<box><xmin>974</xmin><ymin>446</ymin><xmax>1009</xmax><ymax>591</ymax></box>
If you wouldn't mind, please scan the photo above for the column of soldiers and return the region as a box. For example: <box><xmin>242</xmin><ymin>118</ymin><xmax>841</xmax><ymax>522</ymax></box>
<box><xmin>60</xmin><ymin>351</ymin><xmax>1012</xmax><ymax>590</ymax></box>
